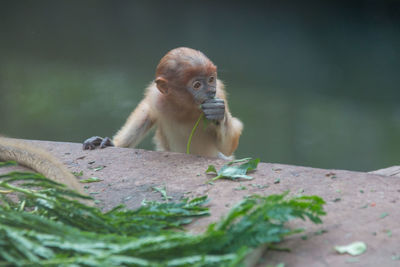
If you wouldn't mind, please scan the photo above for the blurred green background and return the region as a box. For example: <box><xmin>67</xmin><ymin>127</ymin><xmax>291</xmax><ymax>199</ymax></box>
<box><xmin>1</xmin><ymin>1</ymin><xmax>399</xmax><ymax>171</ymax></box>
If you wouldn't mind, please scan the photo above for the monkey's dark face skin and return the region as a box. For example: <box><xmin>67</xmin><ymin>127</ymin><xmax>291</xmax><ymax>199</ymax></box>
<box><xmin>186</xmin><ymin>74</ymin><xmax>225</xmax><ymax>121</ymax></box>
<box><xmin>187</xmin><ymin>74</ymin><xmax>217</xmax><ymax>104</ymax></box>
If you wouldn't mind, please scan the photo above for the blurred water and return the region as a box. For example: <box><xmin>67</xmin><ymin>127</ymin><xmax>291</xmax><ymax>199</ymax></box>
<box><xmin>1</xmin><ymin>1</ymin><xmax>399</xmax><ymax>171</ymax></box>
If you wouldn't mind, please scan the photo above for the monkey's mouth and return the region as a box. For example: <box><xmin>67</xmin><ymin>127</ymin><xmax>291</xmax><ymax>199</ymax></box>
<box><xmin>200</xmin><ymin>96</ymin><xmax>215</xmax><ymax>104</ymax></box>
<box><xmin>207</xmin><ymin>92</ymin><xmax>216</xmax><ymax>99</ymax></box>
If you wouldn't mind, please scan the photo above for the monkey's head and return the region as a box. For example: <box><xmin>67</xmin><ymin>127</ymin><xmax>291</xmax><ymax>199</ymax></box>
<box><xmin>155</xmin><ymin>47</ymin><xmax>217</xmax><ymax>104</ymax></box>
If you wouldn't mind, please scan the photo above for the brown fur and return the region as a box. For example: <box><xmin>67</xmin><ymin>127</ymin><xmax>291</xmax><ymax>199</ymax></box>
<box><xmin>113</xmin><ymin>47</ymin><xmax>243</xmax><ymax>158</ymax></box>
<box><xmin>156</xmin><ymin>47</ymin><xmax>217</xmax><ymax>82</ymax></box>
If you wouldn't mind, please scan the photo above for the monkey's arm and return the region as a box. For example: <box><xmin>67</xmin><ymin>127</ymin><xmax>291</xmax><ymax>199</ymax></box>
<box><xmin>112</xmin><ymin>98</ymin><xmax>156</xmax><ymax>148</ymax></box>
<box><xmin>201</xmin><ymin>99</ymin><xmax>242</xmax><ymax>155</ymax></box>
<box><xmin>201</xmin><ymin>81</ymin><xmax>243</xmax><ymax>157</ymax></box>
<box><xmin>215</xmin><ymin>112</ymin><xmax>243</xmax><ymax>156</ymax></box>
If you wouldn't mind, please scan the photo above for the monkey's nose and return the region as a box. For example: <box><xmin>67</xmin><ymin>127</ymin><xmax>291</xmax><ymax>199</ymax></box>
<box><xmin>208</xmin><ymin>86</ymin><xmax>216</xmax><ymax>97</ymax></box>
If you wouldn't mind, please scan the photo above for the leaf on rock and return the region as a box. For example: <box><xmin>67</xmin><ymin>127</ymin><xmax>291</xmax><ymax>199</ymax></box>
<box><xmin>335</xmin><ymin>241</ymin><xmax>367</xmax><ymax>256</ymax></box>
<box><xmin>79</xmin><ymin>177</ymin><xmax>103</xmax><ymax>183</ymax></box>
<box><xmin>206</xmin><ymin>158</ymin><xmax>260</xmax><ymax>183</ymax></box>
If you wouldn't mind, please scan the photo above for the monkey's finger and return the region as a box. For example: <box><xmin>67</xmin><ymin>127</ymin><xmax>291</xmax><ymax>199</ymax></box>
<box><xmin>82</xmin><ymin>136</ymin><xmax>103</xmax><ymax>150</ymax></box>
<box><xmin>84</xmin><ymin>136</ymin><xmax>103</xmax><ymax>145</ymax></box>
<box><xmin>100</xmin><ymin>137</ymin><xmax>114</xmax><ymax>148</ymax></box>
<box><xmin>83</xmin><ymin>142</ymin><xmax>96</xmax><ymax>150</ymax></box>
<box><xmin>203</xmin><ymin>109</ymin><xmax>225</xmax><ymax>116</ymax></box>
<box><xmin>201</xmin><ymin>102</ymin><xmax>225</xmax><ymax>109</ymax></box>
<box><xmin>205</xmin><ymin>114</ymin><xmax>225</xmax><ymax>121</ymax></box>
<box><xmin>204</xmin><ymin>98</ymin><xmax>224</xmax><ymax>104</ymax></box>
<box><xmin>204</xmin><ymin>108</ymin><xmax>225</xmax><ymax>119</ymax></box>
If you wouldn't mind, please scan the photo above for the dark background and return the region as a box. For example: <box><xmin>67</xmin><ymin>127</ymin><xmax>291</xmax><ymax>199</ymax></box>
<box><xmin>1</xmin><ymin>1</ymin><xmax>399</xmax><ymax>171</ymax></box>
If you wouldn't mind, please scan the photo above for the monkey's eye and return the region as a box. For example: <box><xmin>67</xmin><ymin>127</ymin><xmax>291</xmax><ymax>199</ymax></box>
<box><xmin>193</xmin><ymin>81</ymin><xmax>202</xmax><ymax>90</ymax></box>
<box><xmin>208</xmin><ymin>76</ymin><xmax>215</xmax><ymax>83</ymax></box>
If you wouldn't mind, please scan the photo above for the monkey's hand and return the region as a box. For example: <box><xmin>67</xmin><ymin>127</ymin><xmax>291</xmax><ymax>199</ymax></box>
<box><xmin>201</xmin><ymin>98</ymin><xmax>225</xmax><ymax>121</ymax></box>
<box><xmin>83</xmin><ymin>136</ymin><xmax>114</xmax><ymax>150</ymax></box>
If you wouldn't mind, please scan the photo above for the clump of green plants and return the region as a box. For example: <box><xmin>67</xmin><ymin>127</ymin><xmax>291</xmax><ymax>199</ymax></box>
<box><xmin>0</xmin><ymin>161</ymin><xmax>326</xmax><ymax>266</ymax></box>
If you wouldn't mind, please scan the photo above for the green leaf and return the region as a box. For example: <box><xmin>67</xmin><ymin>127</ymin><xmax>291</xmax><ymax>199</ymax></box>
<box><xmin>152</xmin><ymin>186</ymin><xmax>172</xmax><ymax>201</ymax></box>
<box><xmin>334</xmin><ymin>241</ymin><xmax>367</xmax><ymax>256</ymax></box>
<box><xmin>206</xmin><ymin>158</ymin><xmax>260</xmax><ymax>182</ymax></box>
<box><xmin>90</xmin><ymin>165</ymin><xmax>105</xmax><ymax>172</ymax></box>
<box><xmin>380</xmin><ymin>212</ymin><xmax>389</xmax><ymax>219</ymax></box>
<box><xmin>0</xmin><ymin>161</ymin><xmax>17</xmax><ymax>167</ymax></box>
<box><xmin>205</xmin><ymin>165</ymin><xmax>217</xmax><ymax>174</ymax></box>
<box><xmin>227</xmin><ymin>158</ymin><xmax>252</xmax><ymax>165</ymax></box>
<box><xmin>79</xmin><ymin>177</ymin><xmax>103</xmax><ymax>183</ymax></box>
<box><xmin>72</xmin><ymin>170</ymin><xmax>84</xmax><ymax>177</ymax></box>
<box><xmin>202</xmin><ymin>116</ymin><xmax>211</xmax><ymax>129</ymax></box>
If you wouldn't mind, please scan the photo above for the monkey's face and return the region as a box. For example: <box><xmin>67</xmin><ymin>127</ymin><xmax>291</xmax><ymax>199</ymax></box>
<box><xmin>187</xmin><ymin>74</ymin><xmax>217</xmax><ymax>104</ymax></box>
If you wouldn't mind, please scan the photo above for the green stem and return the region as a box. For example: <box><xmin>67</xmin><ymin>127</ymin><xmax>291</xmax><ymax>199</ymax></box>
<box><xmin>207</xmin><ymin>174</ymin><xmax>224</xmax><ymax>184</ymax></box>
<box><xmin>186</xmin><ymin>113</ymin><xmax>204</xmax><ymax>154</ymax></box>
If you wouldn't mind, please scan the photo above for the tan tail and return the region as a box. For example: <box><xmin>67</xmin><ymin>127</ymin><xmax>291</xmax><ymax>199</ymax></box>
<box><xmin>0</xmin><ymin>137</ymin><xmax>85</xmax><ymax>195</ymax></box>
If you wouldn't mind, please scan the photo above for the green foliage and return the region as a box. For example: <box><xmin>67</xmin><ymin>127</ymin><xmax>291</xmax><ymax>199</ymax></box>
<box><xmin>79</xmin><ymin>177</ymin><xmax>103</xmax><ymax>183</ymax></box>
<box><xmin>206</xmin><ymin>158</ymin><xmax>260</xmax><ymax>182</ymax></box>
<box><xmin>0</xmin><ymin>161</ymin><xmax>325</xmax><ymax>266</ymax></box>
<box><xmin>73</xmin><ymin>170</ymin><xmax>84</xmax><ymax>177</ymax></box>
<box><xmin>0</xmin><ymin>161</ymin><xmax>17</xmax><ymax>167</ymax></box>
<box><xmin>152</xmin><ymin>186</ymin><xmax>172</xmax><ymax>202</ymax></box>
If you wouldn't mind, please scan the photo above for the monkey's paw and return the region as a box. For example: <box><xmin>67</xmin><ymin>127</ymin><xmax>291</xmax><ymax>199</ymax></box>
<box><xmin>201</xmin><ymin>98</ymin><xmax>225</xmax><ymax>121</ymax></box>
<box><xmin>83</xmin><ymin>136</ymin><xmax>114</xmax><ymax>150</ymax></box>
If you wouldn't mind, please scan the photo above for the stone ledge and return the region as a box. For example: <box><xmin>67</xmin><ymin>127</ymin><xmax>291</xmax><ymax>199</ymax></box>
<box><xmin>1</xmin><ymin>140</ymin><xmax>399</xmax><ymax>267</ymax></box>
<box><xmin>369</xmin><ymin>166</ymin><xmax>400</xmax><ymax>177</ymax></box>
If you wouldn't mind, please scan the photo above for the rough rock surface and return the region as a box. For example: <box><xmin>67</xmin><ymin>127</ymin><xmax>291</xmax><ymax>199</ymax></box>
<box><xmin>1</xmin><ymin>140</ymin><xmax>399</xmax><ymax>267</ymax></box>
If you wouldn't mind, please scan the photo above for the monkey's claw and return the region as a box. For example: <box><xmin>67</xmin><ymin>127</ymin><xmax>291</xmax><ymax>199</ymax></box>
<box><xmin>83</xmin><ymin>136</ymin><xmax>114</xmax><ymax>150</ymax></box>
<box><xmin>100</xmin><ymin>137</ymin><xmax>113</xmax><ymax>148</ymax></box>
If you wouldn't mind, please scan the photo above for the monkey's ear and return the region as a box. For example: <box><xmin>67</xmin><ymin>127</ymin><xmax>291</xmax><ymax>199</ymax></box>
<box><xmin>155</xmin><ymin>77</ymin><xmax>169</xmax><ymax>94</ymax></box>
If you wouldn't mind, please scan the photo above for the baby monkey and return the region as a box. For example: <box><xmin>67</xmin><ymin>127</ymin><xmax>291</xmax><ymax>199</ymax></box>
<box><xmin>83</xmin><ymin>47</ymin><xmax>243</xmax><ymax>158</ymax></box>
